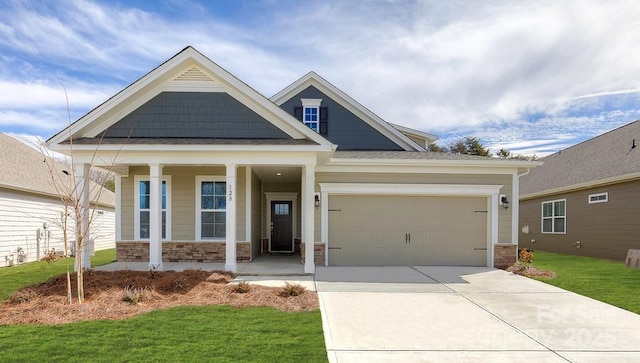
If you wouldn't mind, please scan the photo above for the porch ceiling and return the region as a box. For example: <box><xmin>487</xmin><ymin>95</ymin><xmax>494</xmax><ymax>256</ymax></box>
<box><xmin>253</xmin><ymin>166</ymin><xmax>301</xmax><ymax>183</ymax></box>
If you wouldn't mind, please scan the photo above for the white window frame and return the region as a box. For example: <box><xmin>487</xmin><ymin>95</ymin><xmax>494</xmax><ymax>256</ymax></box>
<box><xmin>301</xmin><ymin>98</ymin><xmax>322</xmax><ymax>132</ymax></box>
<box><xmin>134</xmin><ymin>175</ymin><xmax>171</xmax><ymax>241</ymax></box>
<box><xmin>588</xmin><ymin>192</ymin><xmax>608</xmax><ymax>204</ymax></box>
<box><xmin>195</xmin><ymin>176</ymin><xmax>227</xmax><ymax>241</ymax></box>
<box><xmin>541</xmin><ymin>199</ymin><xmax>566</xmax><ymax>234</ymax></box>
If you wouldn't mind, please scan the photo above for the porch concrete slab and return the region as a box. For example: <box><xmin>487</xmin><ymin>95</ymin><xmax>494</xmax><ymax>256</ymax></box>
<box><xmin>232</xmin><ymin>275</ymin><xmax>316</xmax><ymax>291</ymax></box>
<box><xmin>330</xmin><ymin>351</ymin><xmax>567</xmax><ymax>363</ymax></box>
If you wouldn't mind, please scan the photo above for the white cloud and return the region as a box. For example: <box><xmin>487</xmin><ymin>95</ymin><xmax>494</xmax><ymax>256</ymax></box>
<box><xmin>1</xmin><ymin>0</ymin><xmax>640</xmax><ymax>155</ymax></box>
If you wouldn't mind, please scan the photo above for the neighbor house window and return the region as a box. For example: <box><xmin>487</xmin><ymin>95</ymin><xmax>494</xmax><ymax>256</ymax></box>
<box><xmin>542</xmin><ymin>199</ymin><xmax>565</xmax><ymax>234</ymax></box>
<box><xmin>134</xmin><ymin>176</ymin><xmax>171</xmax><ymax>240</ymax></box>
<box><xmin>588</xmin><ymin>192</ymin><xmax>608</xmax><ymax>204</ymax></box>
<box><xmin>196</xmin><ymin>176</ymin><xmax>226</xmax><ymax>240</ymax></box>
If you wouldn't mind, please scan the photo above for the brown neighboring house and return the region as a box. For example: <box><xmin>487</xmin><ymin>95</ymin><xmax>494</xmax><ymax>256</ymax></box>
<box><xmin>519</xmin><ymin>120</ymin><xmax>640</xmax><ymax>261</ymax></box>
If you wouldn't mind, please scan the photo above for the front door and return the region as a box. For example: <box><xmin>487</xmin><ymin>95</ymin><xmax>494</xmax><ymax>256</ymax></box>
<box><xmin>271</xmin><ymin>201</ymin><xmax>293</xmax><ymax>252</ymax></box>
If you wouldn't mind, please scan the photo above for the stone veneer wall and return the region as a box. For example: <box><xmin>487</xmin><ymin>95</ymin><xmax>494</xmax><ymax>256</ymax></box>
<box><xmin>117</xmin><ymin>241</ymin><xmax>251</xmax><ymax>263</ymax></box>
<box><xmin>300</xmin><ymin>243</ymin><xmax>326</xmax><ymax>266</ymax></box>
<box><xmin>494</xmin><ymin>244</ymin><xmax>517</xmax><ymax>269</ymax></box>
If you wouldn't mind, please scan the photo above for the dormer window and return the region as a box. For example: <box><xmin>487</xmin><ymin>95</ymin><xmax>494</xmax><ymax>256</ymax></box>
<box><xmin>304</xmin><ymin>107</ymin><xmax>319</xmax><ymax>132</ymax></box>
<box><xmin>301</xmin><ymin>98</ymin><xmax>322</xmax><ymax>132</ymax></box>
<box><xmin>294</xmin><ymin>99</ymin><xmax>328</xmax><ymax>135</ymax></box>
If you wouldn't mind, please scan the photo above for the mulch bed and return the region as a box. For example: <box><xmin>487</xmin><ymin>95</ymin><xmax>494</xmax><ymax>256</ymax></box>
<box><xmin>0</xmin><ymin>270</ymin><xmax>318</xmax><ymax>325</ymax></box>
<box><xmin>506</xmin><ymin>264</ymin><xmax>557</xmax><ymax>279</ymax></box>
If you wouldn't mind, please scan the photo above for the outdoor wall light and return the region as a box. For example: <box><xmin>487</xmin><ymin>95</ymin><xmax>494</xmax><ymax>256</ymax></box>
<box><xmin>501</xmin><ymin>196</ymin><xmax>509</xmax><ymax>209</ymax></box>
<box><xmin>314</xmin><ymin>194</ymin><xmax>320</xmax><ymax>208</ymax></box>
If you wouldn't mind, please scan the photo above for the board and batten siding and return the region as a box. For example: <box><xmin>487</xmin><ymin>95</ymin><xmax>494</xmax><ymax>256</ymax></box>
<box><xmin>315</xmin><ymin>172</ymin><xmax>514</xmax><ymax>244</ymax></box>
<box><xmin>1</xmin><ymin>188</ymin><xmax>115</xmax><ymax>266</ymax></box>
<box><xmin>121</xmin><ymin>166</ymin><xmax>248</xmax><ymax>241</ymax></box>
<box><xmin>519</xmin><ymin>179</ymin><xmax>640</xmax><ymax>261</ymax></box>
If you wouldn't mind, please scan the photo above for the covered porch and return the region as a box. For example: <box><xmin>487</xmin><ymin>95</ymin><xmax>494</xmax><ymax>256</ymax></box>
<box><xmin>77</xmin><ymin>152</ymin><xmax>325</xmax><ymax>274</ymax></box>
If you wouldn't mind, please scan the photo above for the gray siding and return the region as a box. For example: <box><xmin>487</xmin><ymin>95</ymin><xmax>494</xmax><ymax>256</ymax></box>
<box><xmin>279</xmin><ymin>86</ymin><xmax>403</xmax><ymax>150</ymax></box>
<box><xmin>519</xmin><ymin>180</ymin><xmax>640</xmax><ymax>261</ymax></box>
<box><xmin>104</xmin><ymin>92</ymin><xmax>291</xmax><ymax>139</ymax></box>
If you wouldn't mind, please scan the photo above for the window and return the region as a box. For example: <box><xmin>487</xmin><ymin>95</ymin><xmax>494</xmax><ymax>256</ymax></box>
<box><xmin>134</xmin><ymin>176</ymin><xmax>171</xmax><ymax>240</ymax></box>
<box><xmin>304</xmin><ymin>107</ymin><xmax>319</xmax><ymax>132</ymax></box>
<box><xmin>542</xmin><ymin>199</ymin><xmax>565</xmax><ymax>234</ymax></box>
<box><xmin>588</xmin><ymin>192</ymin><xmax>608</xmax><ymax>204</ymax></box>
<box><xmin>196</xmin><ymin>176</ymin><xmax>226</xmax><ymax>240</ymax></box>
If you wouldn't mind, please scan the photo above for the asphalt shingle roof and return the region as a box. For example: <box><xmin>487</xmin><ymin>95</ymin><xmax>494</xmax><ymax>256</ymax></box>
<box><xmin>0</xmin><ymin>133</ymin><xmax>115</xmax><ymax>207</ymax></box>
<box><xmin>520</xmin><ymin>120</ymin><xmax>640</xmax><ymax>196</ymax></box>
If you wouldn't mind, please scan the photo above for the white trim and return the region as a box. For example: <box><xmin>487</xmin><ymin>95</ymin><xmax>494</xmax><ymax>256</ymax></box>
<box><xmin>48</xmin><ymin>47</ymin><xmax>332</xmax><ymax>148</ymax></box>
<box><xmin>265</xmin><ymin>192</ymin><xmax>298</xmax><ymax>253</ymax></box>
<box><xmin>588</xmin><ymin>192</ymin><xmax>608</xmax><ymax>204</ymax></box>
<box><xmin>541</xmin><ymin>199</ymin><xmax>566</xmax><ymax>234</ymax></box>
<box><xmin>245</xmin><ymin>167</ymin><xmax>252</xmax><ymax>249</ymax></box>
<box><xmin>303</xmin><ymin>165</ymin><xmax>316</xmax><ymax>273</ymax></box>
<box><xmin>301</xmin><ymin>98</ymin><xmax>322</xmax><ymax>133</ymax></box>
<box><xmin>319</xmin><ymin>183</ymin><xmax>503</xmax><ymax>196</ymax></box>
<box><xmin>195</xmin><ymin>176</ymin><xmax>226</xmax><ymax>241</ymax></box>
<box><xmin>319</xmin><ymin>183</ymin><xmax>501</xmax><ymax>268</ymax></box>
<box><xmin>270</xmin><ymin>72</ymin><xmax>425</xmax><ymax>151</ymax></box>
<box><xmin>115</xmin><ymin>174</ymin><xmax>122</xmax><ymax>241</ymax></box>
<box><xmin>134</xmin><ymin>175</ymin><xmax>172</xmax><ymax>241</ymax></box>
<box><xmin>511</xmin><ymin>171</ymin><xmax>519</xmax><ymax>245</ymax></box>
<box><xmin>225</xmin><ymin>165</ymin><xmax>237</xmax><ymax>272</ymax></box>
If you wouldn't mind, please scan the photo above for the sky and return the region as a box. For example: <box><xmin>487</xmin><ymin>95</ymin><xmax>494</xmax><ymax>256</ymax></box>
<box><xmin>1</xmin><ymin>0</ymin><xmax>640</xmax><ymax>157</ymax></box>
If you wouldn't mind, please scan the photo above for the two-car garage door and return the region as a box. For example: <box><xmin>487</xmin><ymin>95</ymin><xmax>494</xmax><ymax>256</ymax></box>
<box><xmin>328</xmin><ymin>195</ymin><xmax>488</xmax><ymax>266</ymax></box>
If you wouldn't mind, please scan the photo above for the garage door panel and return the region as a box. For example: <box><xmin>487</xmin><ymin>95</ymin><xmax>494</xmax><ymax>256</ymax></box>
<box><xmin>328</xmin><ymin>195</ymin><xmax>488</xmax><ymax>266</ymax></box>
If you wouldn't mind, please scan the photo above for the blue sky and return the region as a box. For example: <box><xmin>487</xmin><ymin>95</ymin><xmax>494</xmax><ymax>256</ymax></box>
<box><xmin>1</xmin><ymin>0</ymin><xmax>640</xmax><ymax>156</ymax></box>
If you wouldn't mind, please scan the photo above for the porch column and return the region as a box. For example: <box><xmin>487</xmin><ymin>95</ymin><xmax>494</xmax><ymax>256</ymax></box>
<box><xmin>149</xmin><ymin>163</ymin><xmax>163</xmax><ymax>271</ymax></box>
<box><xmin>303</xmin><ymin>164</ymin><xmax>316</xmax><ymax>274</ymax></box>
<box><xmin>225</xmin><ymin>164</ymin><xmax>237</xmax><ymax>272</ymax></box>
<box><xmin>74</xmin><ymin>163</ymin><xmax>91</xmax><ymax>270</ymax></box>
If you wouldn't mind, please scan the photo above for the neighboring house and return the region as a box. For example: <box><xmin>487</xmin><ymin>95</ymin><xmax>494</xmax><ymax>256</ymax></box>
<box><xmin>519</xmin><ymin>120</ymin><xmax>640</xmax><ymax>261</ymax></box>
<box><xmin>0</xmin><ymin>133</ymin><xmax>116</xmax><ymax>267</ymax></box>
<box><xmin>47</xmin><ymin>46</ymin><xmax>537</xmax><ymax>273</ymax></box>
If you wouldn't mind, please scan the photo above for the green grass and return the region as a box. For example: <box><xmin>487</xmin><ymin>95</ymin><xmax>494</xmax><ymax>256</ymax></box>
<box><xmin>532</xmin><ymin>251</ymin><xmax>640</xmax><ymax>314</ymax></box>
<box><xmin>0</xmin><ymin>248</ymin><xmax>116</xmax><ymax>301</ymax></box>
<box><xmin>0</xmin><ymin>305</ymin><xmax>327</xmax><ymax>363</ymax></box>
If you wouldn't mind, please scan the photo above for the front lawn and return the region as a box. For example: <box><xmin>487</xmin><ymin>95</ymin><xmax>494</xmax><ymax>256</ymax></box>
<box><xmin>0</xmin><ymin>248</ymin><xmax>116</xmax><ymax>301</ymax></box>
<box><xmin>532</xmin><ymin>251</ymin><xmax>640</xmax><ymax>314</ymax></box>
<box><xmin>0</xmin><ymin>305</ymin><xmax>327</xmax><ymax>362</ymax></box>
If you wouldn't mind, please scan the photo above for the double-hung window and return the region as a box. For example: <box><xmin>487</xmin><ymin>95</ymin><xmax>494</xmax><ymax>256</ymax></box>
<box><xmin>196</xmin><ymin>176</ymin><xmax>226</xmax><ymax>240</ymax></box>
<box><xmin>300</xmin><ymin>98</ymin><xmax>322</xmax><ymax>132</ymax></box>
<box><xmin>542</xmin><ymin>199</ymin><xmax>565</xmax><ymax>234</ymax></box>
<box><xmin>135</xmin><ymin>176</ymin><xmax>171</xmax><ymax>240</ymax></box>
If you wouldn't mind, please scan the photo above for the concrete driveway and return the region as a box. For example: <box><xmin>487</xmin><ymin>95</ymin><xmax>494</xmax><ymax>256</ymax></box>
<box><xmin>315</xmin><ymin>266</ymin><xmax>640</xmax><ymax>363</ymax></box>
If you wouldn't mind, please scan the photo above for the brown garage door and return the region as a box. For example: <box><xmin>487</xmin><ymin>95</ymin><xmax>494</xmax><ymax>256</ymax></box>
<box><xmin>328</xmin><ymin>195</ymin><xmax>488</xmax><ymax>266</ymax></box>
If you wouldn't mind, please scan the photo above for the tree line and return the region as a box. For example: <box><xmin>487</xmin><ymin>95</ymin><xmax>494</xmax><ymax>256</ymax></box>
<box><xmin>427</xmin><ymin>136</ymin><xmax>538</xmax><ymax>160</ymax></box>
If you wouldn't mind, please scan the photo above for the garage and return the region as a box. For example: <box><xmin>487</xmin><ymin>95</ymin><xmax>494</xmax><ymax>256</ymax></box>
<box><xmin>328</xmin><ymin>195</ymin><xmax>488</xmax><ymax>266</ymax></box>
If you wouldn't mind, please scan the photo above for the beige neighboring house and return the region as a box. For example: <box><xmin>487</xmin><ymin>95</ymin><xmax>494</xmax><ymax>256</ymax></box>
<box><xmin>0</xmin><ymin>133</ymin><xmax>115</xmax><ymax>267</ymax></box>
<box><xmin>519</xmin><ymin>120</ymin><xmax>640</xmax><ymax>261</ymax></box>
<box><xmin>47</xmin><ymin>46</ymin><xmax>537</xmax><ymax>273</ymax></box>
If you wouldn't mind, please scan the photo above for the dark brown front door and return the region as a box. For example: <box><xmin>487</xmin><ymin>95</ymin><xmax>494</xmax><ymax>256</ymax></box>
<box><xmin>271</xmin><ymin>201</ymin><xmax>293</xmax><ymax>252</ymax></box>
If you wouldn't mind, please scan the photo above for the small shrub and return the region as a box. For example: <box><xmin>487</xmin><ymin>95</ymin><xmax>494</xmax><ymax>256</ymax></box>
<box><xmin>40</xmin><ymin>250</ymin><xmax>60</xmax><ymax>264</ymax></box>
<box><xmin>229</xmin><ymin>281</ymin><xmax>251</xmax><ymax>294</ymax></box>
<box><xmin>8</xmin><ymin>288</ymin><xmax>40</xmax><ymax>304</ymax></box>
<box><xmin>280</xmin><ymin>282</ymin><xmax>305</xmax><ymax>297</ymax></box>
<box><xmin>173</xmin><ymin>278</ymin><xmax>188</xmax><ymax>292</ymax></box>
<box><xmin>519</xmin><ymin>248</ymin><xmax>534</xmax><ymax>266</ymax></box>
<box><xmin>122</xmin><ymin>286</ymin><xmax>150</xmax><ymax>305</ymax></box>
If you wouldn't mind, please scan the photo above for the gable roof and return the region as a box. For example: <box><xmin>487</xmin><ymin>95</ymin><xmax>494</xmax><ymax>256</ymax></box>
<box><xmin>48</xmin><ymin>46</ymin><xmax>331</xmax><ymax>148</ymax></box>
<box><xmin>270</xmin><ymin>71</ymin><xmax>427</xmax><ymax>151</ymax></box>
<box><xmin>0</xmin><ymin>133</ymin><xmax>115</xmax><ymax>207</ymax></box>
<box><xmin>520</xmin><ymin>120</ymin><xmax>640</xmax><ymax>198</ymax></box>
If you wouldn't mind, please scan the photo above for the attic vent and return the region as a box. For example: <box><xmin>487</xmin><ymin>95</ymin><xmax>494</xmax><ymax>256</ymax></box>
<box><xmin>174</xmin><ymin>67</ymin><xmax>214</xmax><ymax>82</ymax></box>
